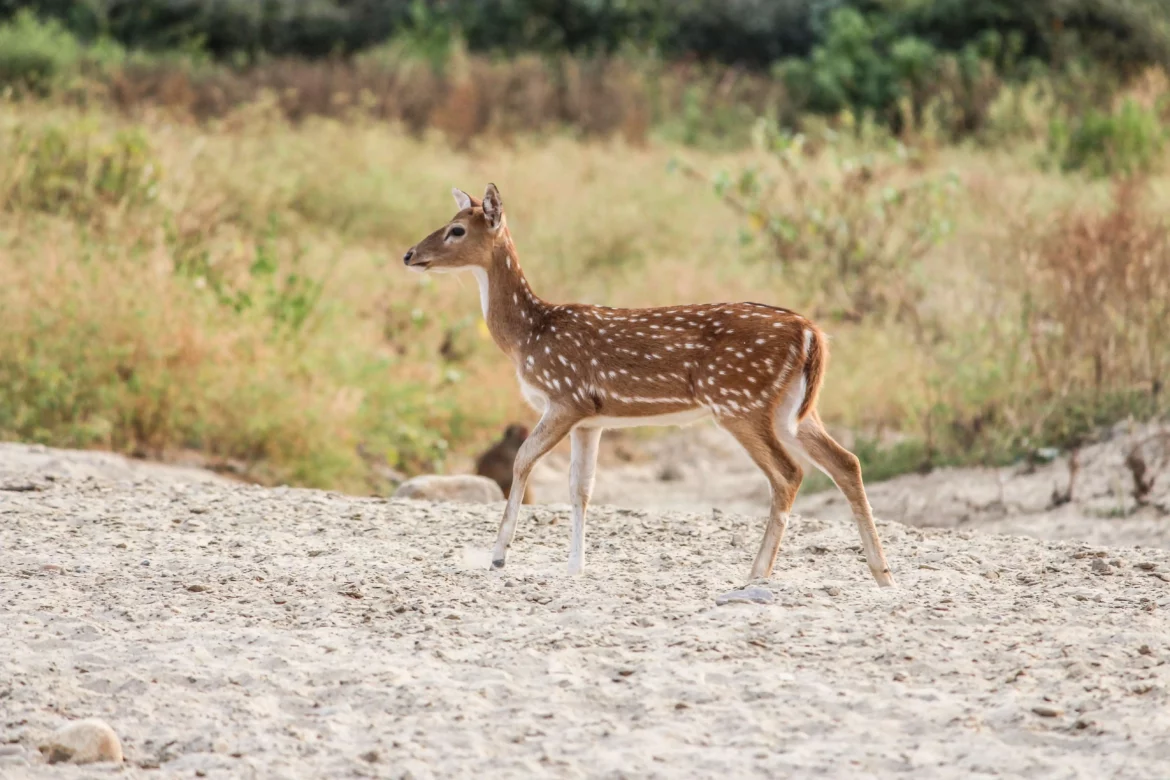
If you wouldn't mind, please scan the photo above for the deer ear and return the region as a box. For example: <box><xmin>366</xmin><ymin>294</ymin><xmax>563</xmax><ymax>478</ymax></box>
<box><xmin>482</xmin><ymin>183</ymin><xmax>504</xmax><ymax>231</ymax></box>
<box><xmin>452</xmin><ymin>187</ymin><xmax>473</xmax><ymax>211</ymax></box>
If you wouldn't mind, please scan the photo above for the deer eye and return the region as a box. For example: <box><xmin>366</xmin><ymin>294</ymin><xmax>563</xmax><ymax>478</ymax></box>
<box><xmin>447</xmin><ymin>225</ymin><xmax>466</xmax><ymax>239</ymax></box>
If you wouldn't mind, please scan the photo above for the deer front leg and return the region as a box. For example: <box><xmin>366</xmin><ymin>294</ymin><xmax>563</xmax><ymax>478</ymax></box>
<box><xmin>490</xmin><ymin>407</ymin><xmax>578</xmax><ymax>570</ymax></box>
<box><xmin>567</xmin><ymin>426</ymin><xmax>602</xmax><ymax>576</ymax></box>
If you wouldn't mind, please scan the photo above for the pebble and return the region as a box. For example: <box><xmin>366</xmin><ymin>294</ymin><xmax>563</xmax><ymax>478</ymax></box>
<box><xmin>1091</xmin><ymin>559</ymin><xmax>1113</xmax><ymax>575</ymax></box>
<box><xmin>41</xmin><ymin>564</ymin><xmax>64</xmax><ymax>574</ymax></box>
<box><xmin>39</xmin><ymin>719</ymin><xmax>123</xmax><ymax>765</ymax></box>
<box><xmin>187</xmin><ymin>584</ymin><xmax>209</xmax><ymax>593</ymax></box>
<box><xmin>1031</xmin><ymin>705</ymin><xmax>1063</xmax><ymax>718</ymax></box>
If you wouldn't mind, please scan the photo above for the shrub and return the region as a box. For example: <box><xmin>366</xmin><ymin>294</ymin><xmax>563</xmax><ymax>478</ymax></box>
<box><xmin>0</xmin><ymin>118</ymin><xmax>161</xmax><ymax>217</ymax></box>
<box><xmin>1021</xmin><ymin>177</ymin><xmax>1170</xmax><ymax>411</ymax></box>
<box><xmin>679</xmin><ymin>118</ymin><xmax>958</xmax><ymax>331</ymax></box>
<box><xmin>1048</xmin><ymin>98</ymin><xmax>1166</xmax><ymax>177</ymax></box>
<box><xmin>0</xmin><ymin>9</ymin><xmax>83</xmax><ymax>92</ymax></box>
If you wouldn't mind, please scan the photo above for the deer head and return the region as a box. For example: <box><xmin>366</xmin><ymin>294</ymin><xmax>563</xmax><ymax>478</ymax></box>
<box><xmin>402</xmin><ymin>183</ymin><xmax>506</xmax><ymax>274</ymax></box>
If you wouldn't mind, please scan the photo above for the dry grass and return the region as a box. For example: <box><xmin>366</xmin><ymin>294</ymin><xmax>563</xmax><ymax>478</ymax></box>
<box><xmin>0</xmin><ymin>87</ymin><xmax>1166</xmax><ymax>490</ymax></box>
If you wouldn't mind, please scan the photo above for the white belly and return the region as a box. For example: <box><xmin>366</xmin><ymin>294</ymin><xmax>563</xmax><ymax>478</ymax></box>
<box><xmin>518</xmin><ymin>377</ymin><xmax>549</xmax><ymax>413</ymax></box>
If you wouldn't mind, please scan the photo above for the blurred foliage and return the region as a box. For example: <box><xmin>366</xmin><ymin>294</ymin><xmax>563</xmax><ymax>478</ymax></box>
<box><xmin>0</xmin><ymin>3</ymin><xmax>1167</xmax><ymax>145</ymax></box>
<box><xmin>681</xmin><ymin>117</ymin><xmax>959</xmax><ymax>332</ymax></box>
<box><xmin>0</xmin><ymin>0</ymin><xmax>1166</xmax><ymax>73</ymax></box>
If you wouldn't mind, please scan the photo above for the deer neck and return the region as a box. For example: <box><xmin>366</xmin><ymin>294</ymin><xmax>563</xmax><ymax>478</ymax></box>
<box><xmin>477</xmin><ymin>239</ymin><xmax>546</xmax><ymax>360</ymax></box>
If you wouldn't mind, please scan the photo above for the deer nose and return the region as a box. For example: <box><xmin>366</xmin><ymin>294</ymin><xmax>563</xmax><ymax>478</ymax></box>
<box><xmin>403</xmin><ymin>249</ymin><xmax>415</xmax><ymax>265</ymax></box>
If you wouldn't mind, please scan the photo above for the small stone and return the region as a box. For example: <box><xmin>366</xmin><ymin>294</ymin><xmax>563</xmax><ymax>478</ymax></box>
<box><xmin>393</xmin><ymin>475</ymin><xmax>504</xmax><ymax>504</ymax></box>
<box><xmin>360</xmin><ymin>750</ymin><xmax>380</xmax><ymax>763</ymax></box>
<box><xmin>39</xmin><ymin>719</ymin><xmax>123</xmax><ymax>765</ymax></box>
<box><xmin>715</xmin><ymin>587</ymin><xmax>774</xmax><ymax>606</ymax></box>
<box><xmin>825</xmin><ymin>586</ymin><xmax>841</xmax><ymax>597</ymax></box>
<box><xmin>1136</xmin><ymin>562</ymin><xmax>1159</xmax><ymax>571</ymax></box>
<box><xmin>1091</xmin><ymin>559</ymin><xmax>1113</xmax><ymax>575</ymax></box>
<box><xmin>892</xmin><ymin>672</ymin><xmax>907</xmax><ymax>682</ymax></box>
<box><xmin>41</xmin><ymin>564</ymin><xmax>64</xmax><ymax>574</ymax></box>
<box><xmin>656</xmin><ymin>463</ymin><xmax>683</xmax><ymax>482</ymax></box>
<box><xmin>1031</xmin><ymin>705</ymin><xmax>1063</xmax><ymax>718</ymax></box>
<box><xmin>186</xmin><ymin>584</ymin><xmax>208</xmax><ymax>593</ymax></box>
<box><xmin>730</xmin><ymin>533</ymin><xmax>747</xmax><ymax>548</ymax></box>
<box><xmin>1138</xmin><ymin>644</ymin><xmax>1153</xmax><ymax>656</ymax></box>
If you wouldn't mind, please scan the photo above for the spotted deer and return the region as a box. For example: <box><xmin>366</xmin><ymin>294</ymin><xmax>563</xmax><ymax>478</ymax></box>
<box><xmin>402</xmin><ymin>184</ymin><xmax>895</xmax><ymax>587</ymax></box>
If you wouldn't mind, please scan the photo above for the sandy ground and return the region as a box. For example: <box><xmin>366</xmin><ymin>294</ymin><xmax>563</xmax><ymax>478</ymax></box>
<box><xmin>2</xmin><ymin>429</ymin><xmax>1170</xmax><ymax>778</ymax></box>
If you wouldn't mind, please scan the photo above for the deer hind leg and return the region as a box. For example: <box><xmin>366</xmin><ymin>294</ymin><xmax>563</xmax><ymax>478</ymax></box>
<box><xmin>490</xmin><ymin>408</ymin><xmax>578</xmax><ymax>570</ymax></box>
<box><xmin>567</xmin><ymin>426</ymin><xmax>602</xmax><ymax>576</ymax></box>
<box><xmin>719</xmin><ymin>414</ymin><xmax>803</xmax><ymax>581</ymax></box>
<box><xmin>790</xmin><ymin>412</ymin><xmax>896</xmax><ymax>587</ymax></box>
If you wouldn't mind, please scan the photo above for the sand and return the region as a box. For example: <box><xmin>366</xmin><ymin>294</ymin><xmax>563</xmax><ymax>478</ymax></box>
<box><xmin>3</xmin><ymin>431</ymin><xmax>1170</xmax><ymax>778</ymax></box>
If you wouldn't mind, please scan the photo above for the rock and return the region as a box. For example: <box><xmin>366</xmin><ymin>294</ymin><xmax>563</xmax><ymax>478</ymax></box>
<box><xmin>39</xmin><ymin>719</ymin><xmax>123</xmax><ymax>765</ymax></box>
<box><xmin>1091</xmin><ymin>559</ymin><xmax>1113</xmax><ymax>575</ymax></box>
<box><xmin>393</xmin><ymin>475</ymin><xmax>504</xmax><ymax>504</ymax></box>
<box><xmin>715</xmin><ymin>587</ymin><xmax>774</xmax><ymax>606</ymax></box>
<box><xmin>1031</xmin><ymin>705</ymin><xmax>1063</xmax><ymax>718</ymax></box>
<box><xmin>656</xmin><ymin>463</ymin><xmax>683</xmax><ymax>482</ymax></box>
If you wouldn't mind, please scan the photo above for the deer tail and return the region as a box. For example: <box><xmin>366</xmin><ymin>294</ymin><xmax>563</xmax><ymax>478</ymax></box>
<box><xmin>797</xmin><ymin>326</ymin><xmax>828</xmax><ymax>422</ymax></box>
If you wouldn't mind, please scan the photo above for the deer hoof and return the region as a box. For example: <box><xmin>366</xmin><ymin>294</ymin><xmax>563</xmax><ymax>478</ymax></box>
<box><xmin>491</xmin><ymin>558</ymin><xmax>506</xmax><ymax>570</ymax></box>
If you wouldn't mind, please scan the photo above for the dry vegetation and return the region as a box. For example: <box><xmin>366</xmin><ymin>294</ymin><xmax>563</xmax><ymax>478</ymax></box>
<box><xmin>0</xmin><ymin>64</ymin><xmax>1167</xmax><ymax>492</ymax></box>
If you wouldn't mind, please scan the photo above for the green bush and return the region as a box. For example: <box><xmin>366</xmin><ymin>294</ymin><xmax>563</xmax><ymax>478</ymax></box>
<box><xmin>1048</xmin><ymin>98</ymin><xmax>1166</xmax><ymax>177</ymax></box>
<box><xmin>776</xmin><ymin>8</ymin><xmax>937</xmax><ymax>121</ymax></box>
<box><xmin>0</xmin><ymin>9</ymin><xmax>82</xmax><ymax>91</ymax></box>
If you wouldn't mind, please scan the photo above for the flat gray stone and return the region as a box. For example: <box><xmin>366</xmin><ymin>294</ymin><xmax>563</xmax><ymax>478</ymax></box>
<box><xmin>393</xmin><ymin>475</ymin><xmax>505</xmax><ymax>504</ymax></box>
<box><xmin>715</xmin><ymin>587</ymin><xmax>775</xmax><ymax>606</ymax></box>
